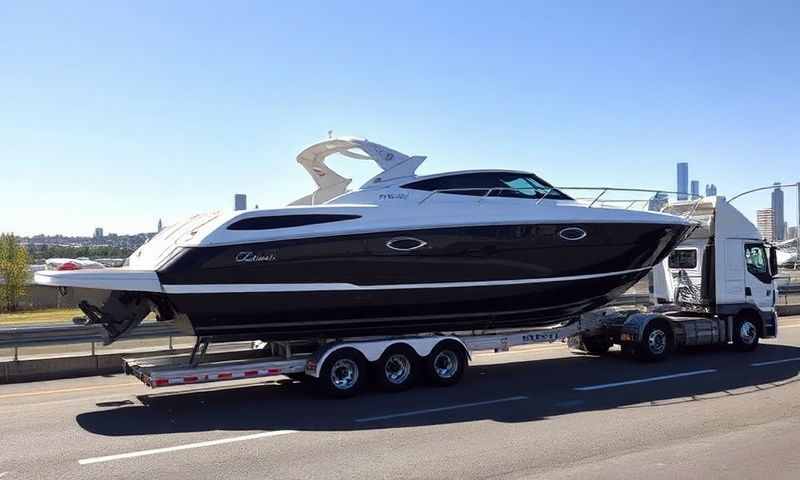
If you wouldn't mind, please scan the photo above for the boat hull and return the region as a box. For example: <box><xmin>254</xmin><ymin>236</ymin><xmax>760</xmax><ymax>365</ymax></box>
<box><xmin>157</xmin><ymin>221</ymin><xmax>690</xmax><ymax>340</ymax></box>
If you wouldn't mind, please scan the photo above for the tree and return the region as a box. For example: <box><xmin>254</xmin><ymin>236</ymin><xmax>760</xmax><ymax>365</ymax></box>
<box><xmin>0</xmin><ymin>233</ymin><xmax>29</xmax><ymax>312</ymax></box>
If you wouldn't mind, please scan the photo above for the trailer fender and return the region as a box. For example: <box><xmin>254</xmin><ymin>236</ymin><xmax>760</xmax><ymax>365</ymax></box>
<box><xmin>305</xmin><ymin>336</ymin><xmax>467</xmax><ymax>378</ymax></box>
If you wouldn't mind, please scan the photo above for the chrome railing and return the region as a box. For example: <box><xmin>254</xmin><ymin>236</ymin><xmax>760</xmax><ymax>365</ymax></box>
<box><xmin>417</xmin><ymin>186</ymin><xmax>703</xmax><ymax>216</ymax></box>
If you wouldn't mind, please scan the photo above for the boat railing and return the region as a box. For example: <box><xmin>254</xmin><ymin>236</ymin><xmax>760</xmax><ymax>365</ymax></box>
<box><xmin>418</xmin><ymin>186</ymin><xmax>703</xmax><ymax>216</ymax></box>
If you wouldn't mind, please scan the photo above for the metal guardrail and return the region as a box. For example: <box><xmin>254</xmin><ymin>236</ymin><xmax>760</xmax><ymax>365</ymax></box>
<box><xmin>1</xmin><ymin>288</ymin><xmax>798</xmax><ymax>362</ymax></box>
<box><xmin>0</xmin><ymin>322</ymin><xmax>184</xmax><ymax>361</ymax></box>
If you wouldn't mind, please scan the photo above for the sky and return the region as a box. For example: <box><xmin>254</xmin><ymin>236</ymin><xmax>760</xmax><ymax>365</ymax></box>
<box><xmin>1</xmin><ymin>1</ymin><xmax>799</xmax><ymax>236</ymax></box>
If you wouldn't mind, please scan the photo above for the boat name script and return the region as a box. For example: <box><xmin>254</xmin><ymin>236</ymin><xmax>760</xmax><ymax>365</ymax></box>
<box><xmin>235</xmin><ymin>251</ymin><xmax>278</xmax><ymax>263</ymax></box>
<box><xmin>378</xmin><ymin>193</ymin><xmax>409</xmax><ymax>201</ymax></box>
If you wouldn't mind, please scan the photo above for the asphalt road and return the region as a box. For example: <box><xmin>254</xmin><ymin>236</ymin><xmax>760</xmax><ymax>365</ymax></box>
<box><xmin>2</xmin><ymin>317</ymin><xmax>800</xmax><ymax>480</ymax></box>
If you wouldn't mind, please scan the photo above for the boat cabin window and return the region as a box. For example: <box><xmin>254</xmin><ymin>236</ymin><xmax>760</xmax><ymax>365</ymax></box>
<box><xmin>227</xmin><ymin>214</ymin><xmax>361</xmax><ymax>230</ymax></box>
<box><xmin>402</xmin><ymin>172</ymin><xmax>572</xmax><ymax>200</ymax></box>
<box><xmin>668</xmin><ymin>248</ymin><xmax>697</xmax><ymax>269</ymax></box>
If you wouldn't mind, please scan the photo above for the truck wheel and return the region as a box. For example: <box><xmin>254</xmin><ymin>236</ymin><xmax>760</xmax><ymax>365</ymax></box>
<box><xmin>424</xmin><ymin>341</ymin><xmax>467</xmax><ymax>387</ymax></box>
<box><xmin>317</xmin><ymin>348</ymin><xmax>367</xmax><ymax>398</ymax></box>
<box><xmin>581</xmin><ymin>335</ymin><xmax>613</xmax><ymax>355</ymax></box>
<box><xmin>636</xmin><ymin>319</ymin><xmax>673</xmax><ymax>362</ymax></box>
<box><xmin>733</xmin><ymin>315</ymin><xmax>760</xmax><ymax>352</ymax></box>
<box><xmin>374</xmin><ymin>344</ymin><xmax>419</xmax><ymax>392</ymax></box>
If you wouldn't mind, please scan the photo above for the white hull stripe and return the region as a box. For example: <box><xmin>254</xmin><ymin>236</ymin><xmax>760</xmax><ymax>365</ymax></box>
<box><xmin>161</xmin><ymin>266</ymin><xmax>652</xmax><ymax>294</ymax></box>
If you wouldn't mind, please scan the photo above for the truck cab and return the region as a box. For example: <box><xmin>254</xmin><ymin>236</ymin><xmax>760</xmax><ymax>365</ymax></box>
<box><xmin>657</xmin><ymin>196</ymin><xmax>779</xmax><ymax>339</ymax></box>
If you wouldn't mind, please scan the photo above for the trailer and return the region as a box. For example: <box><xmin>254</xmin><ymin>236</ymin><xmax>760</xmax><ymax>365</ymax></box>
<box><xmin>123</xmin><ymin>196</ymin><xmax>780</xmax><ymax>397</ymax></box>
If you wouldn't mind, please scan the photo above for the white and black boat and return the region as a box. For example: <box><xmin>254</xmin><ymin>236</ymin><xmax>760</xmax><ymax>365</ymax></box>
<box><xmin>35</xmin><ymin>137</ymin><xmax>693</xmax><ymax>343</ymax></box>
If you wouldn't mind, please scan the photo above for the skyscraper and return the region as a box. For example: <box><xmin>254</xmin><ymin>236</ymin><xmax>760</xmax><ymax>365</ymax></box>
<box><xmin>705</xmin><ymin>184</ymin><xmax>717</xmax><ymax>196</ymax></box>
<box><xmin>757</xmin><ymin>209</ymin><xmax>774</xmax><ymax>242</ymax></box>
<box><xmin>94</xmin><ymin>227</ymin><xmax>104</xmax><ymax>239</ymax></box>
<box><xmin>772</xmin><ymin>183</ymin><xmax>785</xmax><ymax>241</ymax></box>
<box><xmin>690</xmin><ymin>180</ymin><xmax>700</xmax><ymax>198</ymax></box>
<box><xmin>234</xmin><ymin>194</ymin><xmax>247</xmax><ymax>211</ymax></box>
<box><xmin>676</xmin><ymin>163</ymin><xmax>688</xmax><ymax>200</ymax></box>
<box><xmin>157</xmin><ymin>218</ymin><xmax>163</xmax><ymax>232</ymax></box>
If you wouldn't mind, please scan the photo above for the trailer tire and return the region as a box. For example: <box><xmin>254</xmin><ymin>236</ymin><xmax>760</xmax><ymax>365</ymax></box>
<box><xmin>636</xmin><ymin>319</ymin><xmax>673</xmax><ymax>362</ymax></box>
<box><xmin>374</xmin><ymin>344</ymin><xmax>419</xmax><ymax>392</ymax></box>
<box><xmin>317</xmin><ymin>348</ymin><xmax>367</xmax><ymax>398</ymax></box>
<box><xmin>424</xmin><ymin>341</ymin><xmax>467</xmax><ymax>387</ymax></box>
<box><xmin>732</xmin><ymin>314</ymin><xmax>760</xmax><ymax>352</ymax></box>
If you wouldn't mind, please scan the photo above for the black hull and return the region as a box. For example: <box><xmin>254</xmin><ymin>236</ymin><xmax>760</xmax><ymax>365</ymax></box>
<box><xmin>169</xmin><ymin>270</ymin><xmax>645</xmax><ymax>341</ymax></box>
<box><xmin>158</xmin><ymin>221</ymin><xmax>690</xmax><ymax>341</ymax></box>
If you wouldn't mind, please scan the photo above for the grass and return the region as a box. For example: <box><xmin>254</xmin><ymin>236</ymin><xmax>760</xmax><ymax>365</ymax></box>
<box><xmin>0</xmin><ymin>308</ymin><xmax>83</xmax><ymax>326</ymax></box>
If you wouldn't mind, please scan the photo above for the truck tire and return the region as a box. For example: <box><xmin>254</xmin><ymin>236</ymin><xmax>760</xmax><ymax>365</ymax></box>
<box><xmin>581</xmin><ymin>335</ymin><xmax>613</xmax><ymax>355</ymax></box>
<box><xmin>424</xmin><ymin>341</ymin><xmax>467</xmax><ymax>387</ymax></box>
<box><xmin>732</xmin><ymin>315</ymin><xmax>760</xmax><ymax>352</ymax></box>
<box><xmin>636</xmin><ymin>318</ymin><xmax>673</xmax><ymax>362</ymax></box>
<box><xmin>374</xmin><ymin>344</ymin><xmax>419</xmax><ymax>392</ymax></box>
<box><xmin>317</xmin><ymin>348</ymin><xmax>367</xmax><ymax>398</ymax></box>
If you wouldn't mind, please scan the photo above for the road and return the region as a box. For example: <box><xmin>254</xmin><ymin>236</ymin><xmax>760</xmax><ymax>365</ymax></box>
<box><xmin>2</xmin><ymin>317</ymin><xmax>800</xmax><ymax>480</ymax></box>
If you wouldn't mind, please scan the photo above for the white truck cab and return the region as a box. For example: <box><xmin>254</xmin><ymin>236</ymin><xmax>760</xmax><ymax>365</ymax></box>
<box><xmin>655</xmin><ymin>196</ymin><xmax>778</xmax><ymax>340</ymax></box>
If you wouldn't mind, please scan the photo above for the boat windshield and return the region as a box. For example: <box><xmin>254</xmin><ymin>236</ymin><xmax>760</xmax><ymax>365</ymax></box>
<box><xmin>402</xmin><ymin>172</ymin><xmax>572</xmax><ymax>200</ymax></box>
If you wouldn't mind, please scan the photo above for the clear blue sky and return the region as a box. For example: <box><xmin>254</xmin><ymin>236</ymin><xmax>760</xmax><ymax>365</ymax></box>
<box><xmin>1</xmin><ymin>1</ymin><xmax>798</xmax><ymax>236</ymax></box>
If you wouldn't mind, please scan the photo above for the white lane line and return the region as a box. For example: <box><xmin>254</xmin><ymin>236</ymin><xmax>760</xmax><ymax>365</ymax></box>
<box><xmin>573</xmin><ymin>369</ymin><xmax>717</xmax><ymax>391</ymax></box>
<box><xmin>78</xmin><ymin>430</ymin><xmax>297</xmax><ymax>465</ymax></box>
<box><xmin>751</xmin><ymin>357</ymin><xmax>800</xmax><ymax>367</ymax></box>
<box><xmin>0</xmin><ymin>471</ymin><xmax>8</xmax><ymax>478</ymax></box>
<box><xmin>355</xmin><ymin>396</ymin><xmax>528</xmax><ymax>423</ymax></box>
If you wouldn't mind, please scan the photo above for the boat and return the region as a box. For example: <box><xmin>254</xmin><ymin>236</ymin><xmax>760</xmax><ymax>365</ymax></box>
<box><xmin>34</xmin><ymin>137</ymin><xmax>693</xmax><ymax>344</ymax></box>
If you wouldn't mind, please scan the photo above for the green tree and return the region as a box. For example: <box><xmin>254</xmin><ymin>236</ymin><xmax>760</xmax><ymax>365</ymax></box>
<box><xmin>0</xmin><ymin>233</ymin><xmax>30</xmax><ymax>312</ymax></box>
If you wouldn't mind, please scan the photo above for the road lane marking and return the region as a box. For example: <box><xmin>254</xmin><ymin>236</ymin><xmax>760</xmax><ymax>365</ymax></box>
<box><xmin>0</xmin><ymin>383</ymin><xmax>141</xmax><ymax>400</ymax></box>
<box><xmin>78</xmin><ymin>430</ymin><xmax>298</xmax><ymax>465</ymax></box>
<box><xmin>355</xmin><ymin>396</ymin><xmax>528</xmax><ymax>423</ymax></box>
<box><xmin>751</xmin><ymin>357</ymin><xmax>800</xmax><ymax>367</ymax></box>
<box><xmin>573</xmin><ymin>369</ymin><xmax>717</xmax><ymax>391</ymax></box>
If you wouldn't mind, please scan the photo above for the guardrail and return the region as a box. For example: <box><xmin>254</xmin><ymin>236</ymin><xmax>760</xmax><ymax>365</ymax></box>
<box><xmin>1</xmin><ymin>288</ymin><xmax>798</xmax><ymax>363</ymax></box>
<box><xmin>0</xmin><ymin>322</ymin><xmax>184</xmax><ymax>361</ymax></box>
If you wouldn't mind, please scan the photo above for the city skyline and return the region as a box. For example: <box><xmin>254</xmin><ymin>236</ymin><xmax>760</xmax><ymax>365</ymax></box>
<box><xmin>2</xmin><ymin>3</ymin><xmax>799</xmax><ymax>236</ymax></box>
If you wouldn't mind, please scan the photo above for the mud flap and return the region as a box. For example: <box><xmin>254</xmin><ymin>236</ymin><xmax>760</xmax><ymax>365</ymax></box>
<box><xmin>76</xmin><ymin>292</ymin><xmax>152</xmax><ymax>344</ymax></box>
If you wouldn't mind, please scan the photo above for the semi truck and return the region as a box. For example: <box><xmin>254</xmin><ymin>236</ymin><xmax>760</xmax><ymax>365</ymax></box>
<box><xmin>124</xmin><ymin>196</ymin><xmax>779</xmax><ymax>397</ymax></box>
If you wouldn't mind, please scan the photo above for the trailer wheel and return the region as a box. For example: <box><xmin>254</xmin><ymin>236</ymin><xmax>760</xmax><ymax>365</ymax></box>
<box><xmin>636</xmin><ymin>319</ymin><xmax>673</xmax><ymax>362</ymax></box>
<box><xmin>374</xmin><ymin>344</ymin><xmax>419</xmax><ymax>392</ymax></box>
<box><xmin>317</xmin><ymin>348</ymin><xmax>367</xmax><ymax>398</ymax></box>
<box><xmin>424</xmin><ymin>341</ymin><xmax>467</xmax><ymax>387</ymax></box>
<box><xmin>732</xmin><ymin>314</ymin><xmax>760</xmax><ymax>352</ymax></box>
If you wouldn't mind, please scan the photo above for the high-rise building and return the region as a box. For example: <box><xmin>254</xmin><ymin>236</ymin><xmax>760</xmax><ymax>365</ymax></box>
<box><xmin>690</xmin><ymin>180</ymin><xmax>700</xmax><ymax>198</ymax></box>
<box><xmin>757</xmin><ymin>209</ymin><xmax>774</xmax><ymax>242</ymax></box>
<box><xmin>705</xmin><ymin>184</ymin><xmax>717</xmax><ymax>196</ymax></box>
<box><xmin>157</xmin><ymin>218</ymin><xmax>163</xmax><ymax>232</ymax></box>
<box><xmin>94</xmin><ymin>227</ymin><xmax>104</xmax><ymax>239</ymax></box>
<box><xmin>676</xmin><ymin>163</ymin><xmax>689</xmax><ymax>200</ymax></box>
<box><xmin>234</xmin><ymin>194</ymin><xmax>247</xmax><ymax>211</ymax></box>
<box><xmin>772</xmin><ymin>183</ymin><xmax>785</xmax><ymax>241</ymax></box>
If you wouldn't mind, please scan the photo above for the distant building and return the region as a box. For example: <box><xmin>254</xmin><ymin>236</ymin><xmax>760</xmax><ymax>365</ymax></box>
<box><xmin>705</xmin><ymin>184</ymin><xmax>717</xmax><ymax>196</ymax></box>
<box><xmin>93</xmin><ymin>227</ymin><xmax>103</xmax><ymax>239</ymax></box>
<box><xmin>648</xmin><ymin>192</ymin><xmax>669</xmax><ymax>212</ymax></box>
<box><xmin>157</xmin><ymin>218</ymin><xmax>163</xmax><ymax>232</ymax></box>
<box><xmin>690</xmin><ymin>180</ymin><xmax>700</xmax><ymax>199</ymax></box>
<box><xmin>789</xmin><ymin>226</ymin><xmax>799</xmax><ymax>240</ymax></box>
<box><xmin>757</xmin><ymin>209</ymin><xmax>774</xmax><ymax>242</ymax></box>
<box><xmin>676</xmin><ymin>163</ymin><xmax>689</xmax><ymax>200</ymax></box>
<box><xmin>772</xmin><ymin>183</ymin><xmax>785</xmax><ymax>241</ymax></box>
<box><xmin>234</xmin><ymin>194</ymin><xmax>247</xmax><ymax>211</ymax></box>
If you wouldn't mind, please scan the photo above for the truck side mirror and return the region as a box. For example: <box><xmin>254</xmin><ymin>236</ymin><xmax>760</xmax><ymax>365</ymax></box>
<box><xmin>769</xmin><ymin>246</ymin><xmax>779</xmax><ymax>277</ymax></box>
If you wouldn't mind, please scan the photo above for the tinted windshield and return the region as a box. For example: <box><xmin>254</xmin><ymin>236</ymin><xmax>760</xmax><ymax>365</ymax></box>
<box><xmin>402</xmin><ymin>172</ymin><xmax>572</xmax><ymax>200</ymax></box>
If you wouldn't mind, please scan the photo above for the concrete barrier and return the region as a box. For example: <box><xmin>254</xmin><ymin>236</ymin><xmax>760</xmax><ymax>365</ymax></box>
<box><xmin>0</xmin><ymin>348</ymin><xmax>192</xmax><ymax>384</ymax></box>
